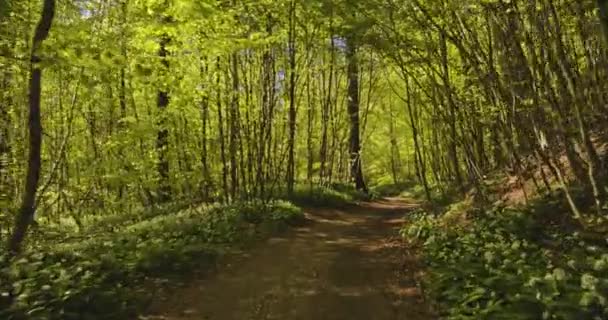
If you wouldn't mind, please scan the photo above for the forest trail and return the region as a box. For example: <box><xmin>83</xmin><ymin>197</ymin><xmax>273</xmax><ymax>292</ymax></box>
<box><xmin>143</xmin><ymin>198</ymin><xmax>434</xmax><ymax>320</ymax></box>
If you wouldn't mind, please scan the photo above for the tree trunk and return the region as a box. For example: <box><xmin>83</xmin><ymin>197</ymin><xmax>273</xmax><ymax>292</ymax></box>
<box><xmin>319</xmin><ymin>14</ymin><xmax>334</xmax><ymax>184</ymax></box>
<box><xmin>388</xmin><ymin>100</ymin><xmax>402</xmax><ymax>185</ymax></box>
<box><xmin>405</xmin><ymin>74</ymin><xmax>432</xmax><ymax>202</ymax></box>
<box><xmin>156</xmin><ymin>32</ymin><xmax>171</xmax><ymax>202</ymax></box>
<box><xmin>599</xmin><ymin>0</ymin><xmax>608</xmax><ymax>43</ymax></box>
<box><xmin>306</xmin><ymin>67</ymin><xmax>314</xmax><ymax>187</ymax></box>
<box><xmin>346</xmin><ymin>40</ymin><xmax>367</xmax><ymax>193</ymax></box>
<box><xmin>286</xmin><ymin>0</ymin><xmax>297</xmax><ymax>195</ymax></box>
<box><xmin>8</xmin><ymin>0</ymin><xmax>55</xmax><ymax>255</ymax></box>
<box><xmin>200</xmin><ymin>58</ymin><xmax>211</xmax><ymax>200</ymax></box>
<box><xmin>0</xmin><ymin>26</ymin><xmax>11</xmax><ymax>219</ymax></box>
<box><xmin>439</xmin><ymin>31</ymin><xmax>463</xmax><ymax>193</ymax></box>
<box><xmin>229</xmin><ymin>54</ymin><xmax>240</xmax><ymax>199</ymax></box>
<box><xmin>216</xmin><ymin>57</ymin><xmax>229</xmax><ymax>201</ymax></box>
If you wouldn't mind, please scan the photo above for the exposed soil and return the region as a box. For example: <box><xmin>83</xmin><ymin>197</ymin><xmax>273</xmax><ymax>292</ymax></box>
<box><xmin>141</xmin><ymin>198</ymin><xmax>434</xmax><ymax>320</ymax></box>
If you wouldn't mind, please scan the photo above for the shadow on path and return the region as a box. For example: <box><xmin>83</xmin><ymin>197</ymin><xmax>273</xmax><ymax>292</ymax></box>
<box><xmin>142</xmin><ymin>198</ymin><xmax>434</xmax><ymax>320</ymax></box>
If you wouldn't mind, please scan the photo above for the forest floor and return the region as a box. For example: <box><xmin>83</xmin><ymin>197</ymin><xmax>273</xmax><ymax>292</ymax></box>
<box><xmin>141</xmin><ymin>198</ymin><xmax>434</xmax><ymax>320</ymax></box>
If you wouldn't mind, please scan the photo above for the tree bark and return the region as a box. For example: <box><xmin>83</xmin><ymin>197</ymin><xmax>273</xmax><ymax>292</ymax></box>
<box><xmin>405</xmin><ymin>74</ymin><xmax>432</xmax><ymax>202</ymax></box>
<box><xmin>0</xmin><ymin>21</ymin><xmax>11</xmax><ymax>218</ymax></box>
<box><xmin>216</xmin><ymin>57</ymin><xmax>229</xmax><ymax>201</ymax></box>
<box><xmin>346</xmin><ymin>40</ymin><xmax>367</xmax><ymax>193</ymax></box>
<box><xmin>229</xmin><ymin>54</ymin><xmax>240</xmax><ymax>199</ymax></box>
<box><xmin>319</xmin><ymin>13</ymin><xmax>334</xmax><ymax>184</ymax></box>
<box><xmin>8</xmin><ymin>0</ymin><xmax>55</xmax><ymax>254</ymax></box>
<box><xmin>286</xmin><ymin>0</ymin><xmax>297</xmax><ymax>195</ymax></box>
<box><xmin>599</xmin><ymin>0</ymin><xmax>608</xmax><ymax>43</ymax></box>
<box><xmin>439</xmin><ymin>31</ymin><xmax>463</xmax><ymax>193</ymax></box>
<box><xmin>200</xmin><ymin>58</ymin><xmax>211</xmax><ymax>200</ymax></box>
<box><xmin>156</xmin><ymin>32</ymin><xmax>171</xmax><ymax>202</ymax></box>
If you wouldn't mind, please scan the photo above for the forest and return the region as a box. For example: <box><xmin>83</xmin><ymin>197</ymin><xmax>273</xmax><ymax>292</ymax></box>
<box><xmin>1</xmin><ymin>0</ymin><xmax>608</xmax><ymax>319</ymax></box>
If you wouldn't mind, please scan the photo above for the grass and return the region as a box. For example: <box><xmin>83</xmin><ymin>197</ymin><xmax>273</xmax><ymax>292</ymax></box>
<box><xmin>0</xmin><ymin>200</ymin><xmax>304</xmax><ymax>320</ymax></box>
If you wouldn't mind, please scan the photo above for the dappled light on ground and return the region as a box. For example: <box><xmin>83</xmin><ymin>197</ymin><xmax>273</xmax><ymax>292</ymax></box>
<box><xmin>144</xmin><ymin>198</ymin><xmax>433</xmax><ymax>320</ymax></box>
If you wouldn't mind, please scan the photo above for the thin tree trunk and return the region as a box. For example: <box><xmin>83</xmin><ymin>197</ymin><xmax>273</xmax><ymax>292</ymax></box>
<box><xmin>8</xmin><ymin>0</ymin><xmax>55</xmax><ymax>254</ymax></box>
<box><xmin>405</xmin><ymin>75</ymin><xmax>431</xmax><ymax>202</ymax></box>
<box><xmin>599</xmin><ymin>0</ymin><xmax>608</xmax><ymax>43</ymax></box>
<box><xmin>216</xmin><ymin>57</ymin><xmax>229</xmax><ymax>201</ymax></box>
<box><xmin>388</xmin><ymin>100</ymin><xmax>401</xmax><ymax>185</ymax></box>
<box><xmin>319</xmin><ymin>14</ymin><xmax>334</xmax><ymax>184</ymax></box>
<box><xmin>0</xmin><ymin>33</ymin><xmax>11</xmax><ymax>219</ymax></box>
<box><xmin>229</xmin><ymin>54</ymin><xmax>239</xmax><ymax>199</ymax></box>
<box><xmin>156</xmin><ymin>29</ymin><xmax>171</xmax><ymax>202</ymax></box>
<box><xmin>439</xmin><ymin>31</ymin><xmax>463</xmax><ymax>193</ymax></box>
<box><xmin>200</xmin><ymin>58</ymin><xmax>211</xmax><ymax>200</ymax></box>
<box><xmin>286</xmin><ymin>0</ymin><xmax>297</xmax><ymax>195</ymax></box>
<box><xmin>306</xmin><ymin>67</ymin><xmax>314</xmax><ymax>187</ymax></box>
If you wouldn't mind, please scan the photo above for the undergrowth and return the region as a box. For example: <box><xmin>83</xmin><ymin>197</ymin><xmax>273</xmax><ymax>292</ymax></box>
<box><xmin>404</xmin><ymin>201</ymin><xmax>608</xmax><ymax>319</ymax></box>
<box><xmin>371</xmin><ymin>180</ymin><xmax>418</xmax><ymax>197</ymax></box>
<box><xmin>0</xmin><ymin>200</ymin><xmax>303</xmax><ymax>320</ymax></box>
<box><xmin>371</xmin><ymin>180</ymin><xmax>460</xmax><ymax>208</ymax></box>
<box><xmin>288</xmin><ymin>183</ymin><xmax>376</xmax><ymax>207</ymax></box>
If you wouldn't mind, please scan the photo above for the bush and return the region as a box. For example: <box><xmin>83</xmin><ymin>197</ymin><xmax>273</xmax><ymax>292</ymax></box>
<box><xmin>404</xmin><ymin>206</ymin><xmax>608</xmax><ymax>319</ymax></box>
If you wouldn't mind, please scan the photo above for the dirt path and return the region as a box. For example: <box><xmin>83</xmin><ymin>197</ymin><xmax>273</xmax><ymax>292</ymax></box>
<box><xmin>143</xmin><ymin>198</ymin><xmax>434</xmax><ymax>320</ymax></box>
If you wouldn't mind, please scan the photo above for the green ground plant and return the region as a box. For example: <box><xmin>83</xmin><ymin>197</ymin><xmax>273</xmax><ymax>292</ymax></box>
<box><xmin>287</xmin><ymin>184</ymin><xmax>376</xmax><ymax>208</ymax></box>
<box><xmin>0</xmin><ymin>201</ymin><xmax>303</xmax><ymax>320</ymax></box>
<box><xmin>404</xmin><ymin>201</ymin><xmax>608</xmax><ymax>319</ymax></box>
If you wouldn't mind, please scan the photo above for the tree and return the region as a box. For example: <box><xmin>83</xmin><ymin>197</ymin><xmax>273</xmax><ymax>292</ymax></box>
<box><xmin>4</xmin><ymin>0</ymin><xmax>608</xmax><ymax>241</ymax></box>
<box><xmin>0</xmin><ymin>0</ymin><xmax>13</xmax><ymax>222</ymax></box>
<box><xmin>346</xmin><ymin>37</ymin><xmax>368</xmax><ymax>193</ymax></box>
<box><xmin>599</xmin><ymin>0</ymin><xmax>608</xmax><ymax>43</ymax></box>
<box><xmin>156</xmin><ymin>30</ymin><xmax>171</xmax><ymax>202</ymax></box>
<box><xmin>286</xmin><ymin>0</ymin><xmax>297</xmax><ymax>195</ymax></box>
<box><xmin>8</xmin><ymin>0</ymin><xmax>56</xmax><ymax>254</ymax></box>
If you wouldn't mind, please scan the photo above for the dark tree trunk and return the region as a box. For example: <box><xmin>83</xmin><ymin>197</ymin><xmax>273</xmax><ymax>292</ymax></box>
<box><xmin>0</xmin><ymin>29</ymin><xmax>11</xmax><ymax>216</ymax></box>
<box><xmin>599</xmin><ymin>0</ymin><xmax>608</xmax><ymax>43</ymax></box>
<box><xmin>346</xmin><ymin>40</ymin><xmax>367</xmax><ymax>193</ymax></box>
<box><xmin>306</xmin><ymin>64</ymin><xmax>314</xmax><ymax>188</ymax></box>
<box><xmin>319</xmin><ymin>14</ymin><xmax>334</xmax><ymax>184</ymax></box>
<box><xmin>8</xmin><ymin>0</ymin><xmax>55</xmax><ymax>254</ymax></box>
<box><xmin>156</xmin><ymin>33</ymin><xmax>171</xmax><ymax>202</ymax></box>
<box><xmin>117</xmin><ymin>0</ymin><xmax>128</xmax><ymax>199</ymax></box>
<box><xmin>200</xmin><ymin>58</ymin><xmax>211</xmax><ymax>200</ymax></box>
<box><xmin>229</xmin><ymin>54</ymin><xmax>240</xmax><ymax>200</ymax></box>
<box><xmin>388</xmin><ymin>101</ymin><xmax>401</xmax><ymax>184</ymax></box>
<box><xmin>216</xmin><ymin>57</ymin><xmax>229</xmax><ymax>201</ymax></box>
<box><xmin>286</xmin><ymin>0</ymin><xmax>297</xmax><ymax>195</ymax></box>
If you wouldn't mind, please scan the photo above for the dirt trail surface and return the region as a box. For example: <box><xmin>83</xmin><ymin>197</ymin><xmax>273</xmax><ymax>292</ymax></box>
<box><xmin>143</xmin><ymin>198</ymin><xmax>434</xmax><ymax>320</ymax></box>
